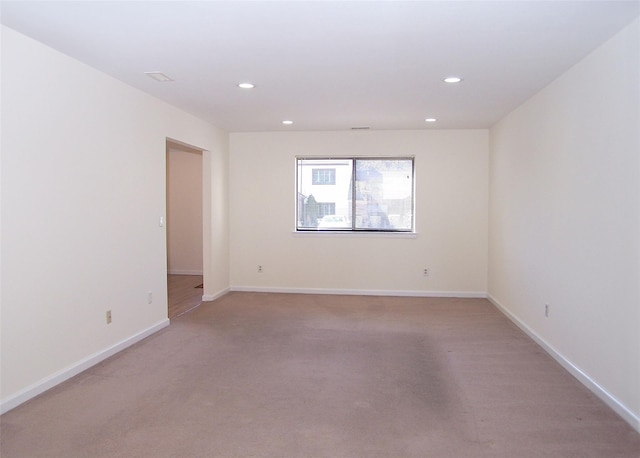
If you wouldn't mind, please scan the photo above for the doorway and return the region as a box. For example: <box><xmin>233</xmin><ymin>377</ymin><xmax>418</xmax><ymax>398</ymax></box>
<box><xmin>166</xmin><ymin>139</ymin><xmax>204</xmax><ymax>318</ymax></box>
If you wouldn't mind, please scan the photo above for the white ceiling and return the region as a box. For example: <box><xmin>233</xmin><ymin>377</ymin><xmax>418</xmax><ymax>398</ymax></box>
<box><xmin>2</xmin><ymin>1</ymin><xmax>639</xmax><ymax>132</ymax></box>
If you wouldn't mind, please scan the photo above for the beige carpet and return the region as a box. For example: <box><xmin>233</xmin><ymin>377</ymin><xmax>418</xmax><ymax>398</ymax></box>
<box><xmin>1</xmin><ymin>293</ymin><xmax>639</xmax><ymax>457</ymax></box>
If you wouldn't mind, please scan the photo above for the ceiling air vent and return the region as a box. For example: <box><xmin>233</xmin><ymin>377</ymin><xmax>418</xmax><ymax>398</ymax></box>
<box><xmin>144</xmin><ymin>72</ymin><xmax>174</xmax><ymax>82</ymax></box>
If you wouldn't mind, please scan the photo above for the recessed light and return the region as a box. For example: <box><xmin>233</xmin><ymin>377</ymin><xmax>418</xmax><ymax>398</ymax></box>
<box><xmin>425</xmin><ymin>118</ymin><xmax>437</xmax><ymax>123</ymax></box>
<box><xmin>144</xmin><ymin>72</ymin><xmax>174</xmax><ymax>82</ymax></box>
<box><xmin>282</xmin><ymin>120</ymin><xmax>293</xmax><ymax>125</ymax></box>
<box><xmin>443</xmin><ymin>77</ymin><xmax>462</xmax><ymax>84</ymax></box>
<box><xmin>238</xmin><ymin>82</ymin><xmax>255</xmax><ymax>89</ymax></box>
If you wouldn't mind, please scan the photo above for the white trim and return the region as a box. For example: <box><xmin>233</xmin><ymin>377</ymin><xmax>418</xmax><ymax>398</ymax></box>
<box><xmin>0</xmin><ymin>319</ymin><xmax>170</xmax><ymax>415</ymax></box>
<box><xmin>487</xmin><ymin>294</ymin><xmax>640</xmax><ymax>433</ymax></box>
<box><xmin>231</xmin><ymin>286</ymin><xmax>486</xmax><ymax>298</ymax></box>
<box><xmin>202</xmin><ymin>287</ymin><xmax>230</xmax><ymax>302</ymax></box>
<box><xmin>167</xmin><ymin>270</ymin><xmax>204</xmax><ymax>276</ymax></box>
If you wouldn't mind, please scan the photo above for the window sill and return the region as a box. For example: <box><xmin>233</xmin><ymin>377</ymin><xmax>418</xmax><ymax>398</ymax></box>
<box><xmin>292</xmin><ymin>230</ymin><xmax>417</xmax><ymax>239</ymax></box>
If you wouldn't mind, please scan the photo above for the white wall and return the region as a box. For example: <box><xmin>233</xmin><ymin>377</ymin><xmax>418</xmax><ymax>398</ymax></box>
<box><xmin>229</xmin><ymin>130</ymin><xmax>488</xmax><ymax>296</ymax></box>
<box><xmin>488</xmin><ymin>19</ymin><xmax>640</xmax><ymax>427</ymax></box>
<box><xmin>167</xmin><ymin>148</ymin><xmax>203</xmax><ymax>275</ymax></box>
<box><xmin>0</xmin><ymin>26</ymin><xmax>229</xmax><ymax>409</ymax></box>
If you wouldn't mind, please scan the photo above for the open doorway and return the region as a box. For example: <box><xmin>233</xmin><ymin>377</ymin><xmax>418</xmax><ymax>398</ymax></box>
<box><xmin>166</xmin><ymin>139</ymin><xmax>204</xmax><ymax>318</ymax></box>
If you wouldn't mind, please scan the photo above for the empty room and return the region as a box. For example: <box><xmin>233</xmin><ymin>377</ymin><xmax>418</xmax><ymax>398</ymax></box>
<box><xmin>1</xmin><ymin>1</ymin><xmax>639</xmax><ymax>457</ymax></box>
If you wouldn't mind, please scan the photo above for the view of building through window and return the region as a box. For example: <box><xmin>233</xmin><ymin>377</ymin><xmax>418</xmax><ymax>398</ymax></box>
<box><xmin>297</xmin><ymin>158</ymin><xmax>414</xmax><ymax>231</ymax></box>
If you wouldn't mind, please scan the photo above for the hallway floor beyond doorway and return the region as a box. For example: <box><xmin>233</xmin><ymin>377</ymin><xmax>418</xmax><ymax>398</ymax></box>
<box><xmin>167</xmin><ymin>274</ymin><xmax>203</xmax><ymax>319</ymax></box>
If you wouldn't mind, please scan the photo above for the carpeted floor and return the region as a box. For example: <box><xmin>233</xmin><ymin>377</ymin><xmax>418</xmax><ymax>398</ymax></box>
<box><xmin>1</xmin><ymin>292</ymin><xmax>639</xmax><ymax>457</ymax></box>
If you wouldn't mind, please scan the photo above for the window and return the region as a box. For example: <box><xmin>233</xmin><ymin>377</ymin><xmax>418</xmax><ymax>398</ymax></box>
<box><xmin>317</xmin><ymin>202</ymin><xmax>336</xmax><ymax>219</ymax></box>
<box><xmin>312</xmin><ymin>168</ymin><xmax>336</xmax><ymax>185</ymax></box>
<box><xmin>296</xmin><ymin>157</ymin><xmax>414</xmax><ymax>232</ymax></box>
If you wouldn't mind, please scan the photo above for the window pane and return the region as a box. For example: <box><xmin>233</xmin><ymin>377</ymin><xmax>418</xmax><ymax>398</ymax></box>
<box><xmin>354</xmin><ymin>159</ymin><xmax>413</xmax><ymax>230</ymax></box>
<box><xmin>297</xmin><ymin>159</ymin><xmax>352</xmax><ymax>229</ymax></box>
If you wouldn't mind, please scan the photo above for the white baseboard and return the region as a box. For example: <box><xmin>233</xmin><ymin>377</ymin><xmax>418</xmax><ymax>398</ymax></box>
<box><xmin>487</xmin><ymin>294</ymin><xmax>640</xmax><ymax>433</ymax></box>
<box><xmin>0</xmin><ymin>319</ymin><xmax>170</xmax><ymax>415</ymax></box>
<box><xmin>202</xmin><ymin>287</ymin><xmax>230</xmax><ymax>302</ymax></box>
<box><xmin>168</xmin><ymin>270</ymin><xmax>203</xmax><ymax>276</ymax></box>
<box><xmin>231</xmin><ymin>285</ymin><xmax>486</xmax><ymax>298</ymax></box>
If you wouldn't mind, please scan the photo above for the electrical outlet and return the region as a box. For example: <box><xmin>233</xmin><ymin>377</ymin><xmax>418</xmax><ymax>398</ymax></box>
<box><xmin>423</xmin><ymin>268</ymin><xmax>429</xmax><ymax>276</ymax></box>
<box><xmin>545</xmin><ymin>304</ymin><xmax>550</xmax><ymax>318</ymax></box>
<box><xmin>257</xmin><ymin>265</ymin><xmax>263</xmax><ymax>273</ymax></box>
<box><xmin>106</xmin><ymin>310</ymin><xmax>112</xmax><ymax>324</ymax></box>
